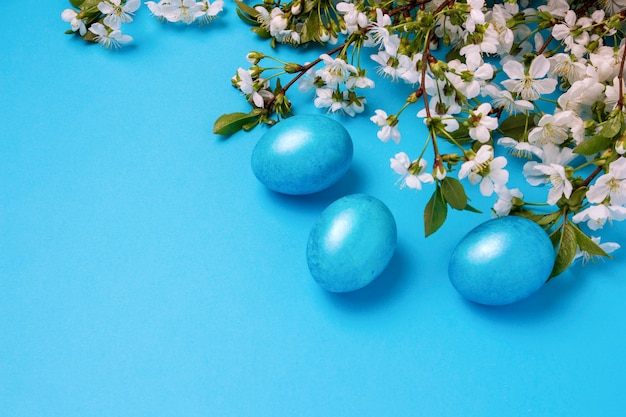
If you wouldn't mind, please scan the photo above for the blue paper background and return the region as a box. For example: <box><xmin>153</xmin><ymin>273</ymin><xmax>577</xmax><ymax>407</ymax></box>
<box><xmin>2</xmin><ymin>2</ymin><xmax>626</xmax><ymax>416</ymax></box>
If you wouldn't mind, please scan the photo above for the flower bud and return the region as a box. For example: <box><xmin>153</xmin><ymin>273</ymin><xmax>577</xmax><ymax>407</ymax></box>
<box><xmin>284</xmin><ymin>63</ymin><xmax>302</xmax><ymax>73</ymax></box>
<box><xmin>291</xmin><ymin>1</ymin><xmax>302</xmax><ymax>15</ymax></box>
<box><xmin>433</xmin><ymin>164</ymin><xmax>447</xmax><ymax>180</ymax></box>
<box><xmin>246</xmin><ymin>51</ymin><xmax>265</xmax><ymax>64</ymax></box>
<box><xmin>616</xmin><ymin>136</ymin><xmax>626</xmax><ymax>155</ymax></box>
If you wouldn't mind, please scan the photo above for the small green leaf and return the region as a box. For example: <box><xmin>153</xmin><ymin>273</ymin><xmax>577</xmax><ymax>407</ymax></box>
<box><xmin>498</xmin><ymin>113</ymin><xmax>536</xmax><ymax>138</ymax></box>
<box><xmin>70</xmin><ymin>0</ymin><xmax>85</xmax><ymax>8</ymax></box>
<box><xmin>550</xmin><ymin>221</ymin><xmax>578</xmax><ymax>278</ymax></box>
<box><xmin>424</xmin><ymin>185</ymin><xmax>448</xmax><ymax>237</ymax></box>
<box><xmin>235</xmin><ymin>0</ymin><xmax>260</xmax><ymax>18</ymax></box>
<box><xmin>251</xmin><ymin>27</ymin><xmax>271</xmax><ymax>39</ymax></box>
<box><xmin>214</xmin><ymin>111</ymin><xmax>261</xmax><ymax>136</ymax></box>
<box><xmin>440</xmin><ymin>177</ymin><xmax>468</xmax><ymax>210</ymax></box>
<box><xmin>570</xmin><ymin>223</ymin><xmax>611</xmax><ymax>258</ymax></box>
<box><xmin>573</xmin><ymin>133</ymin><xmax>613</xmax><ymax>155</ymax></box>
<box><xmin>463</xmin><ymin>203</ymin><xmax>482</xmax><ymax>213</ymax></box>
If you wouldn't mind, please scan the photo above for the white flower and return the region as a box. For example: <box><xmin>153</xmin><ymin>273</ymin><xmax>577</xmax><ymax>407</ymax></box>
<box><xmin>550</xmin><ymin>53</ymin><xmax>587</xmax><ymax>85</ymax></box>
<box><xmin>366</xmin><ymin>9</ymin><xmax>399</xmax><ymax>54</ymax></box>
<box><xmin>162</xmin><ymin>0</ymin><xmax>205</xmax><ymax>24</ymax></box>
<box><xmin>604</xmin><ymin>76</ymin><xmax>626</xmax><ymax>111</ymax></box>
<box><xmin>465</xmin><ymin>0</ymin><xmax>486</xmax><ymax>33</ymax></box>
<box><xmin>497</xmin><ymin>136</ymin><xmax>542</xmax><ymax>160</ymax></box>
<box><xmin>572</xmin><ymin>204</ymin><xmax>626</xmax><ymax>230</ymax></box>
<box><xmin>446</xmin><ymin>60</ymin><xmax>493</xmax><ymax>99</ymax></box>
<box><xmin>500</xmin><ymin>55</ymin><xmax>557</xmax><ymax>101</ymax></box>
<box><xmin>346</xmin><ymin>70</ymin><xmax>375</xmax><ymax>89</ymax></box>
<box><xmin>416</xmin><ymin>106</ymin><xmax>460</xmax><ymax>133</ymax></box>
<box><xmin>587</xmin><ymin>157</ymin><xmax>626</xmax><ymax>205</ymax></box>
<box><xmin>313</xmin><ymin>88</ymin><xmax>364</xmax><ymax>116</ymax></box>
<box><xmin>370</xmin><ymin>110</ymin><xmax>401</xmax><ymax>143</ymax></box>
<box><xmin>492</xmin><ymin>185</ymin><xmax>523</xmax><ymax>217</ymax></box>
<box><xmin>317</xmin><ymin>54</ymin><xmax>357</xmax><ymax>89</ymax></box>
<box><xmin>537</xmin><ymin>0</ymin><xmax>570</xmax><ymax>17</ymax></box>
<box><xmin>458</xmin><ymin>145</ymin><xmax>509</xmax><ymax>196</ymax></box>
<box><xmin>483</xmin><ymin>84</ymin><xmax>533</xmax><ymax>114</ymax></box>
<box><xmin>598</xmin><ymin>0</ymin><xmax>626</xmax><ymax>15</ymax></box>
<box><xmin>197</xmin><ymin>0</ymin><xmax>224</xmax><ymax>23</ymax></box>
<box><xmin>468</xmin><ymin>103</ymin><xmax>498</xmax><ymax>143</ymax></box>
<box><xmin>98</xmin><ymin>0</ymin><xmax>140</xmax><ymax>28</ymax></box>
<box><xmin>145</xmin><ymin>1</ymin><xmax>165</xmax><ymax>18</ymax></box>
<box><xmin>336</xmin><ymin>2</ymin><xmax>369</xmax><ymax>34</ymax></box>
<box><xmin>574</xmin><ymin>236</ymin><xmax>620</xmax><ymax>265</ymax></box>
<box><xmin>390</xmin><ymin>152</ymin><xmax>434</xmax><ymax>191</ymax></box>
<box><xmin>524</xmin><ymin>159</ymin><xmax>573</xmax><ymax>205</ymax></box>
<box><xmin>341</xmin><ymin>90</ymin><xmax>366</xmax><ymax>116</ymax></box>
<box><xmin>370</xmin><ymin>50</ymin><xmax>402</xmax><ymax>80</ymax></box>
<box><xmin>233</xmin><ymin>68</ymin><xmax>270</xmax><ymax>108</ymax></box>
<box><xmin>61</xmin><ymin>9</ymin><xmax>87</xmax><ymax>36</ymax></box>
<box><xmin>459</xmin><ymin>25</ymin><xmax>499</xmax><ymax>68</ymax></box>
<box><xmin>397</xmin><ymin>53</ymin><xmax>421</xmax><ymax>85</ymax></box>
<box><xmin>88</xmin><ymin>22</ymin><xmax>133</xmax><ymax>48</ymax></box>
<box><xmin>527</xmin><ymin>111</ymin><xmax>573</xmax><ymax>146</ymax></box>
<box><xmin>551</xmin><ymin>10</ymin><xmax>578</xmax><ymax>43</ymax></box>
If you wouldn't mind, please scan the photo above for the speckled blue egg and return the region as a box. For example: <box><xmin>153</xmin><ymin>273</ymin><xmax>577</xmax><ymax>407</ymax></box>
<box><xmin>448</xmin><ymin>216</ymin><xmax>555</xmax><ymax>306</ymax></box>
<box><xmin>251</xmin><ymin>115</ymin><xmax>353</xmax><ymax>195</ymax></box>
<box><xmin>306</xmin><ymin>194</ymin><xmax>397</xmax><ymax>293</ymax></box>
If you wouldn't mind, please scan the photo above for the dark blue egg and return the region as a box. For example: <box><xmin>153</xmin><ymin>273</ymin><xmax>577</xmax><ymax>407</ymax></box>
<box><xmin>306</xmin><ymin>194</ymin><xmax>397</xmax><ymax>293</ymax></box>
<box><xmin>251</xmin><ymin>115</ymin><xmax>353</xmax><ymax>195</ymax></box>
<box><xmin>448</xmin><ymin>216</ymin><xmax>555</xmax><ymax>306</ymax></box>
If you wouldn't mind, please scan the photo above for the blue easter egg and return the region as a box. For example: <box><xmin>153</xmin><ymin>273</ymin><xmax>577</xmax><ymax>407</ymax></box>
<box><xmin>306</xmin><ymin>194</ymin><xmax>397</xmax><ymax>293</ymax></box>
<box><xmin>251</xmin><ymin>115</ymin><xmax>353</xmax><ymax>195</ymax></box>
<box><xmin>448</xmin><ymin>216</ymin><xmax>555</xmax><ymax>306</ymax></box>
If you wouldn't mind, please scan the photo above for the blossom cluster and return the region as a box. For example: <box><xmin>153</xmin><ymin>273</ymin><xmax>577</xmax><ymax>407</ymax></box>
<box><xmin>145</xmin><ymin>0</ymin><xmax>224</xmax><ymax>24</ymax></box>
<box><xmin>62</xmin><ymin>0</ymin><xmax>139</xmax><ymax>48</ymax></box>
<box><xmin>217</xmin><ymin>0</ymin><xmax>626</xmax><ymax>276</ymax></box>
<box><xmin>62</xmin><ymin>0</ymin><xmax>224</xmax><ymax>48</ymax></box>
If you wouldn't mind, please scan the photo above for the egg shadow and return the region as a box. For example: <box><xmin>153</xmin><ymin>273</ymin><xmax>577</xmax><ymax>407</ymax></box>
<box><xmin>259</xmin><ymin>163</ymin><xmax>368</xmax><ymax>215</ymax></box>
<box><xmin>322</xmin><ymin>243</ymin><xmax>413</xmax><ymax>312</ymax></box>
<box><xmin>460</xmin><ymin>266</ymin><xmax>590</xmax><ymax>324</ymax></box>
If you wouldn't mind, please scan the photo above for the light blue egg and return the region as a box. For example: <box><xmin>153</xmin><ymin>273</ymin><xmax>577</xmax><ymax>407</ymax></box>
<box><xmin>448</xmin><ymin>216</ymin><xmax>555</xmax><ymax>306</ymax></box>
<box><xmin>306</xmin><ymin>194</ymin><xmax>397</xmax><ymax>293</ymax></box>
<box><xmin>251</xmin><ymin>115</ymin><xmax>353</xmax><ymax>195</ymax></box>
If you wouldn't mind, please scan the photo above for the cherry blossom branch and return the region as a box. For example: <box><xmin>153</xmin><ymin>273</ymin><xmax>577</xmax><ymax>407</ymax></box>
<box><xmin>617</xmin><ymin>43</ymin><xmax>626</xmax><ymax>110</ymax></box>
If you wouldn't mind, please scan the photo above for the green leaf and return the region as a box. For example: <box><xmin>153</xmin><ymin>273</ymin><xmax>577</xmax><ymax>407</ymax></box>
<box><xmin>511</xmin><ymin>209</ymin><xmax>544</xmax><ymax>223</ymax></box>
<box><xmin>498</xmin><ymin>113</ymin><xmax>536</xmax><ymax>138</ymax></box>
<box><xmin>214</xmin><ymin>111</ymin><xmax>261</xmax><ymax>136</ymax></box>
<box><xmin>573</xmin><ymin>133</ymin><xmax>613</xmax><ymax>155</ymax></box>
<box><xmin>70</xmin><ymin>0</ymin><xmax>85</xmax><ymax>8</ymax></box>
<box><xmin>301</xmin><ymin>13</ymin><xmax>321</xmax><ymax>44</ymax></box>
<box><xmin>550</xmin><ymin>221</ymin><xmax>578</xmax><ymax>278</ymax></box>
<box><xmin>80</xmin><ymin>0</ymin><xmax>102</xmax><ymax>10</ymax></box>
<box><xmin>235</xmin><ymin>0</ymin><xmax>260</xmax><ymax>19</ymax></box>
<box><xmin>463</xmin><ymin>203</ymin><xmax>482</xmax><ymax>213</ymax></box>
<box><xmin>536</xmin><ymin>210</ymin><xmax>562</xmax><ymax>227</ymax></box>
<box><xmin>599</xmin><ymin>117</ymin><xmax>622</xmax><ymax>138</ymax></box>
<box><xmin>424</xmin><ymin>185</ymin><xmax>448</xmax><ymax>237</ymax></box>
<box><xmin>445</xmin><ymin>47</ymin><xmax>462</xmax><ymax>63</ymax></box>
<box><xmin>438</xmin><ymin>124</ymin><xmax>471</xmax><ymax>144</ymax></box>
<box><xmin>570</xmin><ymin>223</ymin><xmax>611</xmax><ymax>258</ymax></box>
<box><xmin>440</xmin><ymin>177</ymin><xmax>468</xmax><ymax>210</ymax></box>
<box><xmin>236</xmin><ymin>8</ymin><xmax>259</xmax><ymax>25</ymax></box>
